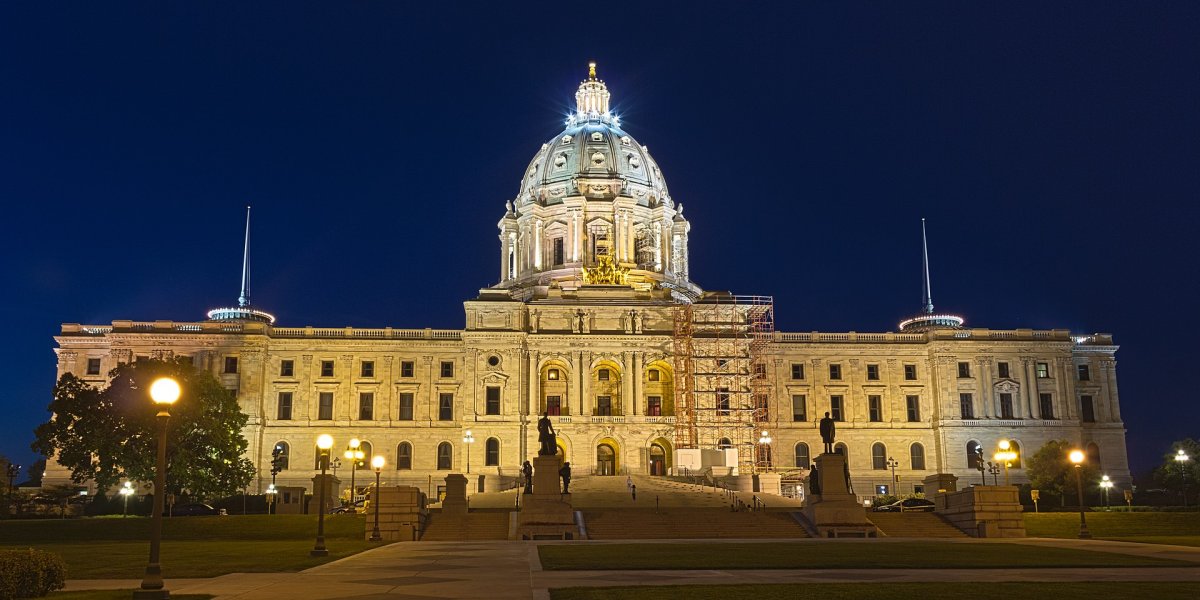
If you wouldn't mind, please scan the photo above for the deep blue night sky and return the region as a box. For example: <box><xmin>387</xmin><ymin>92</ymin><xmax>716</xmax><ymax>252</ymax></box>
<box><xmin>2</xmin><ymin>3</ymin><xmax>1197</xmax><ymax>479</ymax></box>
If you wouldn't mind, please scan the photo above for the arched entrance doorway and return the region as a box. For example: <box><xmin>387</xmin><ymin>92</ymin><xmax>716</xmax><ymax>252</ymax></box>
<box><xmin>649</xmin><ymin>444</ymin><xmax>667</xmax><ymax>476</ymax></box>
<box><xmin>596</xmin><ymin>441</ymin><xmax>618</xmax><ymax>476</ymax></box>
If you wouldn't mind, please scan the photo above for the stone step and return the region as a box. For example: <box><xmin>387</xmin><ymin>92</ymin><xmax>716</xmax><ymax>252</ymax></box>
<box><xmin>867</xmin><ymin>512</ymin><xmax>969</xmax><ymax>538</ymax></box>
<box><xmin>421</xmin><ymin>511</ymin><xmax>511</xmax><ymax>541</ymax></box>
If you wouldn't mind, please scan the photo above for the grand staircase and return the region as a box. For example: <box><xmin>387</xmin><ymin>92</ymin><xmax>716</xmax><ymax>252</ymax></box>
<box><xmin>582</xmin><ymin>507</ymin><xmax>810</xmax><ymax>539</ymax></box>
<box><xmin>867</xmin><ymin>512</ymin><xmax>969</xmax><ymax>538</ymax></box>
<box><xmin>420</xmin><ymin>510</ymin><xmax>511</xmax><ymax>541</ymax></box>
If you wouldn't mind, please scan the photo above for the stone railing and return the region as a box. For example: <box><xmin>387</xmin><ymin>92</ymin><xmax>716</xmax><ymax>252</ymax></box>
<box><xmin>62</xmin><ymin>322</ymin><xmax>463</xmax><ymax>341</ymax></box>
<box><xmin>772</xmin><ymin>329</ymin><xmax>1093</xmax><ymax>344</ymax></box>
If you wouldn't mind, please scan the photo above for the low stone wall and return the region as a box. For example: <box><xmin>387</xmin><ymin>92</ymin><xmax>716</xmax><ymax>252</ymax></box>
<box><xmin>936</xmin><ymin>485</ymin><xmax>1026</xmax><ymax>538</ymax></box>
<box><xmin>367</xmin><ymin>486</ymin><xmax>428</xmax><ymax>542</ymax></box>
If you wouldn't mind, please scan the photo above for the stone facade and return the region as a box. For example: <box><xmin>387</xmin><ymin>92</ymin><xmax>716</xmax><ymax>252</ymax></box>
<box><xmin>46</xmin><ymin>65</ymin><xmax>1130</xmax><ymax>497</ymax></box>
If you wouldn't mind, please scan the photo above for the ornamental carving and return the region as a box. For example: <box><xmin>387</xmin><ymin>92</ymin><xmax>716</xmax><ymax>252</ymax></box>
<box><xmin>581</xmin><ymin>255</ymin><xmax>629</xmax><ymax>286</ymax></box>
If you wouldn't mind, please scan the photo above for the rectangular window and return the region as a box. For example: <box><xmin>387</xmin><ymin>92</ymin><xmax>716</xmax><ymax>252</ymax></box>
<box><xmin>997</xmin><ymin>362</ymin><xmax>1010</xmax><ymax>379</ymax></box>
<box><xmin>648</xmin><ymin>369</ymin><xmax>660</xmax><ymax>382</ymax></box>
<box><xmin>866</xmin><ymin>364</ymin><xmax>879</xmax><ymax>381</ymax></box>
<box><xmin>553</xmin><ymin>237</ymin><xmax>565</xmax><ymax>265</ymax></box>
<box><xmin>960</xmin><ymin>393</ymin><xmax>974</xmax><ymax>419</ymax></box>
<box><xmin>277</xmin><ymin>392</ymin><xmax>293</xmax><ymax>420</ymax></box>
<box><xmin>791</xmin><ymin>363</ymin><xmax>805</xmax><ymax>380</ymax></box>
<box><xmin>598</xmin><ymin>368</ymin><xmax>610</xmax><ymax>381</ymax></box>
<box><xmin>754</xmin><ymin>394</ymin><xmax>769</xmax><ymax>421</ymax></box>
<box><xmin>280</xmin><ymin>360</ymin><xmax>294</xmax><ymax>377</ymax></box>
<box><xmin>361</xmin><ymin>361</ymin><xmax>374</xmax><ymax>378</ymax></box>
<box><xmin>358</xmin><ymin>393</ymin><xmax>374</xmax><ymax>420</ymax></box>
<box><xmin>1039</xmin><ymin>393</ymin><xmax>1055</xmax><ymax>419</ymax></box>
<box><xmin>86</xmin><ymin>358</ymin><xmax>102</xmax><ymax>375</ymax></box>
<box><xmin>318</xmin><ymin>392</ymin><xmax>334</xmax><ymax>420</ymax></box>
<box><xmin>906</xmin><ymin>395</ymin><xmax>921</xmax><ymax>422</ymax></box>
<box><xmin>830</xmin><ymin>395</ymin><xmax>844</xmax><ymax>421</ymax></box>
<box><xmin>868</xmin><ymin>395</ymin><xmax>882</xmax><ymax>422</ymax></box>
<box><xmin>440</xmin><ymin>361</ymin><xmax>454</xmax><ymax>378</ymax></box>
<box><xmin>546</xmin><ymin>395</ymin><xmax>562</xmax><ymax>416</ymax></box>
<box><xmin>224</xmin><ymin>356</ymin><xmax>239</xmax><ymax>374</ymax></box>
<box><xmin>716</xmin><ymin>388</ymin><xmax>730</xmax><ymax>415</ymax></box>
<box><xmin>439</xmin><ymin>393</ymin><xmax>454</xmax><ymax>421</ymax></box>
<box><xmin>1036</xmin><ymin>362</ymin><xmax>1049</xmax><ymax>378</ymax></box>
<box><xmin>957</xmin><ymin>362</ymin><xmax>971</xmax><ymax>378</ymax></box>
<box><xmin>791</xmin><ymin>395</ymin><xmax>807</xmax><ymax>422</ymax></box>
<box><xmin>401</xmin><ymin>361</ymin><xmax>414</xmax><ymax>378</ymax></box>
<box><xmin>486</xmin><ymin>386</ymin><xmax>501</xmax><ymax>415</ymax></box>
<box><xmin>398</xmin><ymin>393</ymin><xmax>414</xmax><ymax>420</ymax></box>
<box><xmin>320</xmin><ymin>360</ymin><xmax>334</xmax><ymax>377</ymax></box>
<box><xmin>596</xmin><ymin>396</ymin><xmax>612</xmax><ymax>416</ymax></box>
<box><xmin>828</xmin><ymin>364</ymin><xmax>842</xmax><ymax>380</ymax></box>
<box><xmin>1081</xmin><ymin>395</ymin><xmax>1095</xmax><ymax>422</ymax></box>
<box><xmin>1077</xmin><ymin>364</ymin><xmax>1090</xmax><ymax>381</ymax></box>
<box><xmin>904</xmin><ymin>364</ymin><xmax>917</xmax><ymax>380</ymax></box>
<box><xmin>999</xmin><ymin>393</ymin><xmax>1014</xmax><ymax>419</ymax></box>
<box><xmin>647</xmin><ymin>396</ymin><xmax>662</xmax><ymax>416</ymax></box>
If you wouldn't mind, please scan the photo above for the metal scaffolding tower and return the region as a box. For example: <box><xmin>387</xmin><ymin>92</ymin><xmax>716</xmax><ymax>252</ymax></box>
<box><xmin>672</xmin><ymin>294</ymin><xmax>775</xmax><ymax>474</ymax></box>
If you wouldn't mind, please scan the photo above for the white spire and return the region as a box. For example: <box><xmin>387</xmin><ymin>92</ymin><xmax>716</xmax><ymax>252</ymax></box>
<box><xmin>238</xmin><ymin>206</ymin><xmax>251</xmax><ymax>308</ymax></box>
<box><xmin>575</xmin><ymin>61</ymin><xmax>611</xmax><ymax>115</ymax></box>
<box><xmin>921</xmin><ymin>218</ymin><xmax>933</xmax><ymax>314</ymax></box>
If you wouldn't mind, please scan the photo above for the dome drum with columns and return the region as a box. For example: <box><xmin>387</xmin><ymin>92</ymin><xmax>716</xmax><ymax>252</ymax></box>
<box><xmin>496</xmin><ymin>64</ymin><xmax>701</xmax><ymax>302</ymax></box>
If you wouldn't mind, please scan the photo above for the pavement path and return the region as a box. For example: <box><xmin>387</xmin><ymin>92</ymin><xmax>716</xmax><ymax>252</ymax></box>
<box><xmin>65</xmin><ymin>537</ymin><xmax>1200</xmax><ymax>599</ymax></box>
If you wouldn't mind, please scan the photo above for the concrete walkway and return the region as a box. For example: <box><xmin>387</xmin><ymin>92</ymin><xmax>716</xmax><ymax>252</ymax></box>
<box><xmin>64</xmin><ymin>537</ymin><xmax>1200</xmax><ymax>599</ymax></box>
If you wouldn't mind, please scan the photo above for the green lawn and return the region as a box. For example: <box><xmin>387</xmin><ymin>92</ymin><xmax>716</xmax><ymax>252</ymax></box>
<box><xmin>1106</xmin><ymin>536</ymin><xmax>1200</xmax><ymax>547</ymax></box>
<box><xmin>549</xmin><ymin>583</ymin><xmax>1200</xmax><ymax>600</ymax></box>
<box><xmin>0</xmin><ymin>514</ymin><xmax>380</xmax><ymax>579</ymax></box>
<box><xmin>538</xmin><ymin>541</ymin><xmax>1187</xmax><ymax>571</ymax></box>
<box><xmin>1025</xmin><ymin>512</ymin><xmax>1200</xmax><ymax>541</ymax></box>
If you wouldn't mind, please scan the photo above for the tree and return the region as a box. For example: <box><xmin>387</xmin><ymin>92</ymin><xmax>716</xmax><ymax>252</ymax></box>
<box><xmin>1153</xmin><ymin>438</ymin><xmax>1200</xmax><ymax>504</ymax></box>
<box><xmin>1027</xmin><ymin>440</ymin><xmax>1099</xmax><ymax>507</ymax></box>
<box><xmin>32</xmin><ymin>358</ymin><xmax>255</xmax><ymax>499</ymax></box>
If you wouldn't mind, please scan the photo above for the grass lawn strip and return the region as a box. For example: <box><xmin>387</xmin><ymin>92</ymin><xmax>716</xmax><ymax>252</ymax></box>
<box><xmin>0</xmin><ymin>515</ymin><xmax>378</xmax><ymax>579</ymax></box>
<box><xmin>1105</xmin><ymin>536</ymin><xmax>1200</xmax><ymax>548</ymax></box>
<box><xmin>538</xmin><ymin>541</ymin><xmax>1188</xmax><ymax>571</ymax></box>
<box><xmin>548</xmin><ymin>582</ymin><xmax>1200</xmax><ymax>600</ymax></box>
<box><xmin>1024</xmin><ymin>512</ymin><xmax>1200</xmax><ymax>539</ymax></box>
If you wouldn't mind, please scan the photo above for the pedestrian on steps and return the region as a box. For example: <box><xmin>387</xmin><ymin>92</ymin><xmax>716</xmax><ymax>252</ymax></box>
<box><xmin>631</xmin><ymin>483</ymin><xmax>637</xmax><ymax>502</ymax></box>
<box><xmin>626</xmin><ymin>475</ymin><xmax>632</xmax><ymax>493</ymax></box>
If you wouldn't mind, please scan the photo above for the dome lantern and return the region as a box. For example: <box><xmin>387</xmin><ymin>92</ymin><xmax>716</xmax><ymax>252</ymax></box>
<box><xmin>575</xmin><ymin>62</ymin><xmax>611</xmax><ymax>117</ymax></box>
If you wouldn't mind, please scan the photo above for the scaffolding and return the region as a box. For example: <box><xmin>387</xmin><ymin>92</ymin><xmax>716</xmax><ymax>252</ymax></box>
<box><xmin>672</xmin><ymin>294</ymin><xmax>775</xmax><ymax>474</ymax></box>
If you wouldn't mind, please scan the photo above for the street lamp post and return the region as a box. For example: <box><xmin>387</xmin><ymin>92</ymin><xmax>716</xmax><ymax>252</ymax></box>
<box><xmin>369</xmin><ymin>455</ymin><xmax>384</xmax><ymax>542</ymax></box>
<box><xmin>5</xmin><ymin>463</ymin><xmax>19</xmax><ymax>514</ymax></box>
<box><xmin>1069</xmin><ymin>449</ymin><xmax>1092</xmax><ymax>539</ymax></box>
<box><xmin>975</xmin><ymin>448</ymin><xmax>986</xmax><ymax>486</ymax></box>
<box><xmin>344</xmin><ymin>439</ymin><xmax>363</xmax><ymax>507</ymax></box>
<box><xmin>1100</xmin><ymin>475</ymin><xmax>1113</xmax><ymax>510</ymax></box>
<box><xmin>987</xmin><ymin>462</ymin><xmax>1001</xmax><ymax>486</ymax></box>
<box><xmin>120</xmin><ymin>482</ymin><xmax>134</xmax><ymax>518</ymax></box>
<box><xmin>266</xmin><ymin>484</ymin><xmax>277</xmax><ymax>515</ymax></box>
<box><xmin>886</xmin><ymin>457</ymin><xmax>899</xmax><ymax>493</ymax></box>
<box><xmin>312</xmin><ymin>434</ymin><xmax>334</xmax><ymax>557</ymax></box>
<box><xmin>994</xmin><ymin>440</ymin><xmax>1017</xmax><ymax>486</ymax></box>
<box><xmin>134</xmin><ymin>376</ymin><xmax>180</xmax><ymax>600</ymax></box>
<box><xmin>758</xmin><ymin>430</ymin><xmax>772</xmax><ymax>473</ymax></box>
<box><xmin>1176</xmin><ymin>449</ymin><xmax>1190</xmax><ymax>508</ymax></box>
<box><xmin>463</xmin><ymin>430</ymin><xmax>475</xmax><ymax>474</ymax></box>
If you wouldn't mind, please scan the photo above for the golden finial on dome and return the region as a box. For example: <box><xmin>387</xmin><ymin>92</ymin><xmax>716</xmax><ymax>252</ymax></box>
<box><xmin>588</xmin><ymin>61</ymin><xmax>597</xmax><ymax>80</ymax></box>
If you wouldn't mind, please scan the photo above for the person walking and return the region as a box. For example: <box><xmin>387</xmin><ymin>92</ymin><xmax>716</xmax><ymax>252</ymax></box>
<box><xmin>631</xmin><ymin>483</ymin><xmax>637</xmax><ymax>502</ymax></box>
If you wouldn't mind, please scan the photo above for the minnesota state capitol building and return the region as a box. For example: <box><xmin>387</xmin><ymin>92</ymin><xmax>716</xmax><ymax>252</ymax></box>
<box><xmin>50</xmin><ymin>65</ymin><xmax>1131</xmax><ymax>497</ymax></box>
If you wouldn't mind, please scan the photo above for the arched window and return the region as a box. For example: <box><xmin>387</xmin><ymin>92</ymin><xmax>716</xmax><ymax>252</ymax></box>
<box><xmin>485</xmin><ymin>438</ymin><xmax>500</xmax><ymax>466</ymax></box>
<box><xmin>967</xmin><ymin>440</ymin><xmax>982</xmax><ymax>470</ymax></box>
<box><xmin>1086</xmin><ymin>442</ymin><xmax>1100</xmax><ymax>468</ymax></box>
<box><xmin>718</xmin><ymin>438</ymin><xmax>733</xmax><ymax>449</ymax></box>
<box><xmin>872</xmin><ymin>443</ymin><xmax>887</xmax><ymax>470</ymax></box>
<box><xmin>437</xmin><ymin>442</ymin><xmax>453</xmax><ymax>470</ymax></box>
<box><xmin>910</xmin><ymin>443</ymin><xmax>926</xmax><ymax>471</ymax></box>
<box><xmin>834</xmin><ymin>442</ymin><xmax>848</xmax><ymax>458</ymax></box>
<box><xmin>1009</xmin><ymin>441</ymin><xmax>1023</xmax><ymax>469</ymax></box>
<box><xmin>272</xmin><ymin>442</ymin><xmax>290</xmax><ymax>470</ymax></box>
<box><xmin>794</xmin><ymin>442</ymin><xmax>810</xmax><ymax>469</ymax></box>
<box><xmin>396</xmin><ymin>442</ymin><xmax>412</xmax><ymax>470</ymax></box>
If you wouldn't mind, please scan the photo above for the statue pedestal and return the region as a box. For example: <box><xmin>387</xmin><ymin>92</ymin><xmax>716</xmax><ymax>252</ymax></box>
<box><xmin>514</xmin><ymin>454</ymin><xmax>579</xmax><ymax>540</ymax></box>
<box><xmin>802</xmin><ymin>453</ymin><xmax>877</xmax><ymax>538</ymax></box>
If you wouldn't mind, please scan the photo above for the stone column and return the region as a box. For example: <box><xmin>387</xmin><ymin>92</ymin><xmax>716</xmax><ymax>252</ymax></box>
<box><xmin>1059</xmin><ymin>357</ymin><xmax>1078</xmax><ymax>421</ymax></box>
<box><xmin>499</xmin><ymin>233</ymin><xmax>509</xmax><ymax>282</ymax></box>
<box><xmin>632</xmin><ymin>352</ymin><xmax>642</xmax><ymax>416</ymax></box>
<box><xmin>580</xmin><ymin>351</ymin><xmax>591</xmax><ymax>416</ymax></box>
<box><xmin>976</xmin><ymin>357</ymin><xmax>992</xmax><ymax>419</ymax></box>
<box><xmin>621</xmin><ymin>351</ymin><xmax>634</xmax><ymax>416</ymax></box>
<box><xmin>614</xmin><ymin>211</ymin><xmax>624</xmax><ymax>262</ymax></box>
<box><xmin>383</xmin><ymin>356</ymin><xmax>394</xmax><ymax>424</ymax></box>
<box><xmin>1022</xmin><ymin>358</ymin><xmax>1039</xmax><ymax>419</ymax></box>
<box><xmin>527</xmin><ymin>351</ymin><xmax>539</xmax><ymax>416</ymax></box>
<box><xmin>300</xmin><ymin>355</ymin><xmax>313</xmax><ymax>420</ymax></box>
<box><xmin>1103</xmin><ymin>359</ymin><xmax>1121</xmax><ymax>422</ymax></box>
<box><xmin>534</xmin><ymin>220</ymin><xmax>543</xmax><ymax>270</ymax></box>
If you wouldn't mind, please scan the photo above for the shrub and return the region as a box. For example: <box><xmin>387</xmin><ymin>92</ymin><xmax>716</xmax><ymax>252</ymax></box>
<box><xmin>0</xmin><ymin>548</ymin><xmax>67</xmax><ymax>599</ymax></box>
